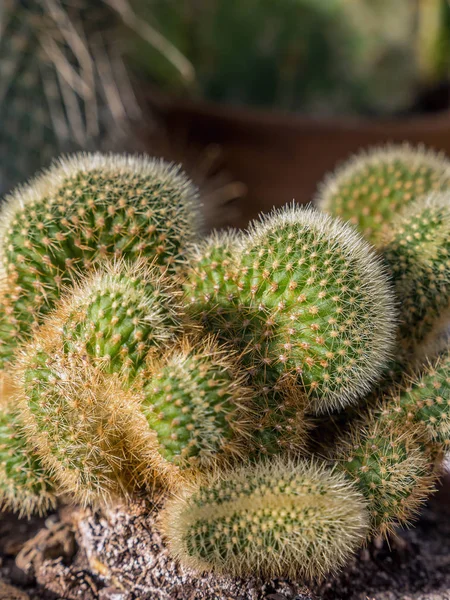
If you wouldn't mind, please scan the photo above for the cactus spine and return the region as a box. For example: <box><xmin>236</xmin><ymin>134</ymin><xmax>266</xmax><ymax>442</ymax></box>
<box><xmin>161</xmin><ymin>457</ymin><xmax>369</xmax><ymax>581</ymax></box>
<box><xmin>186</xmin><ymin>206</ymin><xmax>396</xmax><ymax>413</ymax></box>
<box><xmin>317</xmin><ymin>145</ymin><xmax>450</xmax><ymax>245</ymax></box>
<box><xmin>0</xmin><ymin>154</ymin><xmax>199</xmax><ymax>366</ymax></box>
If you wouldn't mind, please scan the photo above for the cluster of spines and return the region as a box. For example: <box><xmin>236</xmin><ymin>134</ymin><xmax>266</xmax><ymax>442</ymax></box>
<box><xmin>0</xmin><ymin>153</ymin><xmax>199</xmax><ymax>366</ymax></box>
<box><xmin>316</xmin><ymin>144</ymin><xmax>450</xmax><ymax>245</ymax></box>
<box><xmin>185</xmin><ymin>206</ymin><xmax>397</xmax><ymax>413</ymax></box>
<box><xmin>161</xmin><ymin>457</ymin><xmax>369</xmax><ymax>581</ymax></box>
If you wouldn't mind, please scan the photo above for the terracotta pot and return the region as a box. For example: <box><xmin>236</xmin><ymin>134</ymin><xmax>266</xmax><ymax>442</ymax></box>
<box><xmin>145</xmin><ymin>93</ymin><xmax>450</xmax><ymax>228</ymax></box>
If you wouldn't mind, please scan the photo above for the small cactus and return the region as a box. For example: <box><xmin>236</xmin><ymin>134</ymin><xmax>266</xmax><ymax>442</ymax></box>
<box><xmin>0</xmin><ymin>153</ymin><xmax>199</xmax><ymax>367</ymax></box>
<box><xmin>382</xmin><ymin>350</ymin><xmax>450</xmax><ymax>445</ymax></box>
<box><xmin>336</xmin><ymin>417</ymin><xmax>436</xmax><ymax>536</ymax></box>
<box><xmin>316</xmin><ymin>144</ymin><xmax>450</xmax><ymax>245</ymax></box>
<box><xmin>0</xmin><ymin>397</ymin><xmax>56</xmax><ymax>517</ymax></box>
<box><xmin>381</xmin><ymin>193</ymin><xmax>450</xmax><ymax>355</ymax></box>
<box><xmin>17</xmin><ymin>331</ymin><xmax>145</xmax><ymax>506</ymax></box>
<box><xmin>185</xmin><ymin>206</ymin><xmax>396</xmax><ymax>413</ymax></box>
<box><xmin>160</xmin><ymin>457</ymin><xmax>369</xmax><ymax>581</ymax></box>
<box><xmin>130</xmin><ymin>336</ymin><xmax>257</xmax><ymax>486</ymax></box>
<box><xmin>60</xmin><ymin>260</ymin><xmax>182</xmax><ymax>378</ymax></box>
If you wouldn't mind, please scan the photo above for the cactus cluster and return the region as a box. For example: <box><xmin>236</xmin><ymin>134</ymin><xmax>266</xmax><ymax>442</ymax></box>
<box><xmin>1</xmin><ymin>144</ymin><xmax>450</xmax><ymax>583</ymax></box>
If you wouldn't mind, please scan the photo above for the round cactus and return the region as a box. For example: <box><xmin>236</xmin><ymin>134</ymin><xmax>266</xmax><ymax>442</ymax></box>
<box><xmin>185</xmin><ymin>206</ymin><xmax>396</xmax><ymax>413</ymax></box>
<box><xmin>381</xmin><ymin>193</ymin><xmax>450</xmax><ymax>355</ymax></box>
<box><xmin>59</xmin><ymin>260</ymin><xmax>182</xmax><ymax>378</ymax></box>
<box><xmin>17</xmin><ymin>331</ymin><xmax>144</xmax><ymax>506</ymax></box>
<box><xmin>316</xmin><ymin>144</ymin><xmax>450</xmax><ymax>245</ymax></box>
<box><xmin>336</xmin><ymin>417</ymin><xmax>436</xmax><ymax>536</ymax></box>
<box><xmin>160</xmin><ymin>457</ymin><xmax>369</xmax><ymax>581</ymax></box>
<box><xmin>0</xmin><ymin>399</ymin><xmax>56</xmax><ymax>517</ymax></box>
<box><xmin>382</xmin><ymin>349</ymin><xmax>450</xmax><ymax>445</ymax></box>
<box><xmin>132</xmin><ymin>336</ymin><xmax>257</xmax><ymax>486</ymax></box>
<box><xmin>0</xmin><ymin>153</ymin><xmax>199</xmax><ymax>367</ymax></box>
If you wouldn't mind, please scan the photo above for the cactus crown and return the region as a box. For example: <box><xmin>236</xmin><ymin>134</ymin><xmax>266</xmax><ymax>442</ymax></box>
<box><xmin>317</xmin><ymin>144</ymin><xmax>450</xmax><ymax>244</ymax></box>
<box><xmin>161</xmin><ymin>457</ymin><xmax>369</xmax><ymax>581</ymax></box>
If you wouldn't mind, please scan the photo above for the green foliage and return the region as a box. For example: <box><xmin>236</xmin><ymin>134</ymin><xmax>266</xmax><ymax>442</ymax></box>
<box><xmin>185</xmin><ymin>206</ymin><xmax>396</xmax><ymax>413</ymax></box>
<box><xmin>0</xmin><ymin>154</ymin><xmax>198</xmax><ymax>367</ymax></box>
<box><xmin>381</xmin><ymin>193</ymin><xmax>450</xmax><ymax>355</ymax></box>
<box><xmin>317</xmin><ymin>145</ymin><xmax>450</xmax><ymax>245</ymax></box>
<box><xmin>161</xmin><ymin>457</ymin><xmax>368</xmax><ymax>580</ymax></box>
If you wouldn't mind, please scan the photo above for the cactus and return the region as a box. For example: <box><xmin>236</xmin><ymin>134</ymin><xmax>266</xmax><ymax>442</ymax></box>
<box><xmin>0</xmin><ymin>153</ymin><xmax>199</xmax><ymax>367</ymax></box>
<box><xmin>59</xmin><ymin>260</ymin><xmax>182</xmax><ymax>378</ymax></box>
<box><xmin>160</xmin><ymin>457</ymin><xmax>369</xmax><ymax>581</ymax></box>
<box><xmin>381</xmin><ymin>193</ymin><xmax>450</xmax><ymax>355</ymax></box>
<box><xmin>0</xmin><ymin>396</ymin><xmax>57</xmax><ymax>518</ymax></box>
<box><xmin>316</xmin><ymin>145</ymin><xmax>450</xmax><ymax>245</ymax></box>
<box><xmin>16</xmin><ymin>330</ymin><xmax>145</xmax><ymax>506</ymax></box>
<box><xmin>381</xmin><ymin>349</ymin><xmax>450</xmax><ymax>445</ymax></box>
<box><xmin>185</xmin><ymin>206</ymin><xmax>396</xmax><ymax>413</ymax></box>
<box><xmin>128</xmin><ymin>336</ymin><xmax>258</xmax><ymax>486</ymax></box>
<box><xmin>336</xmin><ymin>417</ymin><xmax>436</xmax><ymax>536</ymax></box>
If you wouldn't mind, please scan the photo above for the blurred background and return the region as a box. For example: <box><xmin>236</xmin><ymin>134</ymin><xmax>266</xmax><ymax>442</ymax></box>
<box><xmin>2</xmin><ymin>0</ymin><xmax>450</xmax><ymax>226</ymax></box>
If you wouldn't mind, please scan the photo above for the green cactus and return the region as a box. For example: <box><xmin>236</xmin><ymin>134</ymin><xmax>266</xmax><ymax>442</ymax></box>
<box><xmin>0</xmin><ymin>153</ymin><xmax>199</xmax><ymax>367</ymax></box>
<box><xmin>381</xmin><ymin>193</ymin><xmax>450</xmax><ymax>355</ymax></box>
<box><xmin>160</xmin><ymin>456</ymin><xmax>369</xmax><ymax>580</ymax></box>
<box><xmin>130</xmin><ymin>336</ymin><xmax>258</xmax><ymax>486</ymax></box>
<box><xmin>60</xmin><ymin>260</ymin><xmax>182</xmax><ymax>378</ymax></box>
<box><xmin>381</xmin><ymin>349</ymin><xmax>450</xmax><ymax>445</ymax></box>
<box><xmin>316</xmin><ymin>145</ymin><xmax>450</xmax><ymax>245</ymax></box>
<box><xmin>17</xmin><ymin>331</ymin><xmax>145</xmax><ymax>506</ymax></box>
<box><xmin>185</xmin><ymin>206</ymin><xmax>396</xmax><ymax>413</ymax></box>
<box><xmin>336</xmin><ymin>417</ymin><xmax>436</xmax><ymax>536</ymax></box>
<box><xmin>0</xmin><ymin>397</ymin><xmax>57</xmax><ymax>518</ymax></box>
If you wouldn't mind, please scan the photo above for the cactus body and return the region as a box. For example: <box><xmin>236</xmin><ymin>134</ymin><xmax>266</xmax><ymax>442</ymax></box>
<box><xmin>382</xmin><ymin>350</ymin><xmax>450</xmax><ymax>445</ymax></box>
<box><xmin>317</xmin><ymin>145</ymin><xmax>450</xmax><ymax>245</ymax></box>
<box><xmin>0</xmin><ymin>154</ymin><xmax>199</xmax><ymax>367</ymax></box>
<box><xmin>186</xmin><ymin>206</ymin><xmax>396</xmax><ymax>413</ymax></box>
<box><xmin>337</xmin><ymin>418</ymin><xmax>436</xmax><ymax>536</ymax></box>
<box><xmin>381</xmin><ymin>193</ymin><xmax>450</xmax><ymax>354</ymax></box>
<box><xmin>0</xmin><ymin>400</ymin><xmax>56</xmax><ymax>517</ymax></box>
<box><xmin>17</xmin><ymin>332</ymin><xmax>144</xmax><ymax>506</ymax></box>
<box><xmin>161</xmin><ymin>457</ymin><xmax>369</xmax><ymax>580</ymax></box>
<box><xmin>135</xmin><ymin>337</ymin><xmax>256</xmax><ymax>484</ymax></box>
<box><xmin>60</xmin><ymin>261</ymin><xmax>181</xmax><ymax>378</ymax></box>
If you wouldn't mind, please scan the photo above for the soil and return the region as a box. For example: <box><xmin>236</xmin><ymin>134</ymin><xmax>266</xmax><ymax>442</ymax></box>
<box><xmin>0</xmin><ymin>475</ymin><xmax>449</xmax><ymax>600</ymax></box>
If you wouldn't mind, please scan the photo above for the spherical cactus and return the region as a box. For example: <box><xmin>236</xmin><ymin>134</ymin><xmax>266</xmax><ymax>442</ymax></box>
<box><xmin>316</xmin><ymin>144</ymin><xmax>450</xmax><ymax>245</ymax></box>
<box><xmin>336</xmin><ymin>417</ymin><xmax>436</xmax><ymax>536</ymax></box>
<box><xmin>0</xmin><ymin>153</ymin><xmax>199</xmax><ymax>367</ymax></box>
<box><xmin>160</xmin><ymin>457</ymin><xmax>369</xmax><ymax>581</ymax></box>
<box><xmin>186</xmin><ymin>206</ymin><xmax>396</xmax><ymax>413</ymax></box>
<box><xmin>59</xmin><ymin>260</ymin><xmax>182</xmax><ymax>378</ymax></box>
<box><xmin>0</xmin><ymin>399</ymin><xmax>56</xmax><ymax>517</ymax></box>
<box><xmin>382</xmin><ymin>349</ymin><xmax>450</xmax><ymax>445</ymax></box>
<box><xmin>381</xmin><ymin>193</ymin><xmax>450</xmax><ymax>355</ymax></box>
<box><xmin>131</xmin><ymin>336</ymin><xmax>257</xmax><ymax>486</ymax></box>
<box><xmin>16</xmin><ymin>331</ymin><xmax>144</xmax><ymax>506</ymax></box>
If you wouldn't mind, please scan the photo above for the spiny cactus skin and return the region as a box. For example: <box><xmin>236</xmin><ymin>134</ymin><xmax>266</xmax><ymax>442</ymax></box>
<box><xmin>0</xmin><ymin>154</ymin><xmax>199</xmax><ymax>367</ymax></box>
<box><xmin>336</xmin><ymin>418</ymin><xmax>436</xmax><ymax>536</ymax></box>
<box><xmin>381</xmin><ymin>194</ymin><xmax>450</xmax><ymax>354</ymax></box>
<box><xmin>135</xmin><ymin>337</ymin><xmax>256</xmax><ymax>485</ymax></box>
<box><xmin>60</xmin><ymin>260</ymin><xmax>182</xmax><ymax>378</ymax></box>
<box><xmin>160</xmin><ymin>457</ymin><xmax>369</xmax><ymax>581</ymax></box>
<box><xmin>186</xmin><ymin>206</ymin><xmax>396</xmax><ymax>413</ymax></box>
<box><xmin>0</xmin><ymin>400</ymin><xmax>56</xmax><ymax>518</ymax></box>
<box><xmin>381</xmin><ymin>350</ymin><xmax>450</xmax><ymax>445</ymax></box>
<box><xmin>17</xmin><ymin>332</ymin><xmax>144</xmax><ymax>507</ymax></box>
<box><xmin>317</xmin><ymin>145</ymin><xmax>450</xmax><ymax>245</ymax></box>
